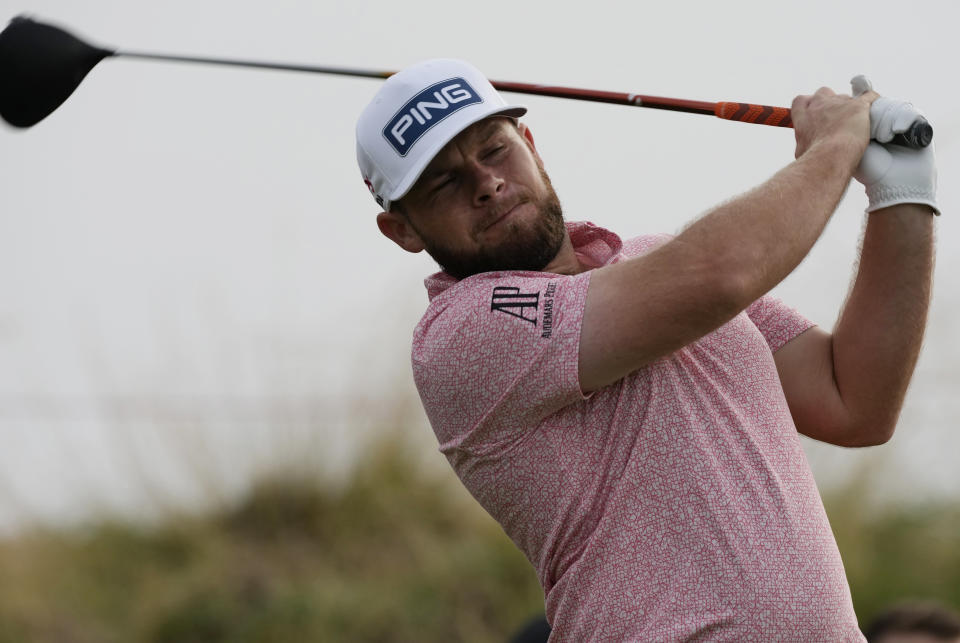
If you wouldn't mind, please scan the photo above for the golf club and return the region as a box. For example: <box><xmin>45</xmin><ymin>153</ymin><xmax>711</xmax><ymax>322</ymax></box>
<box><xmin>0</xmin><ymin>15</ymin><xmax>934</xmax><ymax>149</ymax></box>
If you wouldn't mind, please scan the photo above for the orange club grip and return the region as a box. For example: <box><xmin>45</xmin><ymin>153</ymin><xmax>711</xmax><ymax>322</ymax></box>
<box><xmin>715</xmin><ymin>102</ymin><xmax>792</xmax><ymax>128</ymax></box>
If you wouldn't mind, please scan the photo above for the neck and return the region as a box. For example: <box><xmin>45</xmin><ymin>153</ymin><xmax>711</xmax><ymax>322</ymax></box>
<box><xmin>541</xmin><ymin>233</ymin><xmax>588</xmax><ymax>275</ymax></box>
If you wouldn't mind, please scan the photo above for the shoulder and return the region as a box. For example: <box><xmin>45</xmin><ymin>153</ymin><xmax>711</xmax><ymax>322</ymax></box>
<box><xmin>412</xmin><ymin>270</ymin><xmax>594</xmax><ymax>444</ymax></box>
<box><xmin>413</xmin><ymin>270</ymin><xmax>592</xmax><ymax>362</ymax></box>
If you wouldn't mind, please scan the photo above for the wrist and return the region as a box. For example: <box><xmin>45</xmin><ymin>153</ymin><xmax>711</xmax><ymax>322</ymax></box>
<box><xmin>869</xmin><ymin>203</ymin><xmax>937</xmax><ymax>217</ymax></box>
<box><xmin>804</xmin><ymin>134</ymin><xmax>865</xmax><ymax>172</ymax></box>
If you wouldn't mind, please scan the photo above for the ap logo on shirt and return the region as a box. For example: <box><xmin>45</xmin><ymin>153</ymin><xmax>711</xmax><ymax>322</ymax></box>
<box><xmin>491</xmin><ymin>286</ymin><xmax>540</xmax><ymax>325</ymax></box>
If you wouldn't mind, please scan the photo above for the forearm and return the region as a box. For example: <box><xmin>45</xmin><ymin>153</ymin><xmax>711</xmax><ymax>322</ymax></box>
<box><xmin>580</xmin><ymin>139</ymin><xmax>862</xmax><ymax>390</ymax></box>
<box><xmin>579</xmin><ymin>87</ymin><xmax>875</xmax><ymax>391</ymax></box>
<box><xmin>831</xmin><ymin>204</ymin><xmax>935</xmax><ymax>441</ymax></box>
<box><xmin>675</xmin><ymin>137</ymin><xmax>862</xmax><ymax>308</ymax></box>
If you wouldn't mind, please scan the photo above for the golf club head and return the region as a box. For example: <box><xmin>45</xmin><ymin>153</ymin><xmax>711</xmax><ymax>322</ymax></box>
<box><xmin>0</xmin><ymin>16</ymin><xmax>114</xmax><ymax>128</ymax></box>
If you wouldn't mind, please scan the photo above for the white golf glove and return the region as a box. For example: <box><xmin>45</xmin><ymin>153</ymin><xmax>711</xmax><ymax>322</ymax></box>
<box><xmin>851</xmin><ymin>75</ymin><xmax>938</xmax><ymax>214</ymax></box>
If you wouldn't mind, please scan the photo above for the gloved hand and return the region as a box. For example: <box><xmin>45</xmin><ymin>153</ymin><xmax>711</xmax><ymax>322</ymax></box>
<box><xmin>852</xmin><ymin>75</ymin><xmax>928</xmax><ymax>144</ymax></box>
<box><xmin>851</xmin><ymin>76</ymin><xmax>938</xmax><ymax>214</ymax></box>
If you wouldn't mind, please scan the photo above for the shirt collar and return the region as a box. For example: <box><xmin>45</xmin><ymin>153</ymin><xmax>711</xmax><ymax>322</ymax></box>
<box><xmin>423</xmin><ymin>221</ymin><xmax>624</xmax><ymax>301</ymax></box>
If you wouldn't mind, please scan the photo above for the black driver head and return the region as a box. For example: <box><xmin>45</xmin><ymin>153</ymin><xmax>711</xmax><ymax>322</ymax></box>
<box><xmin>0</xmin><ymin>16</ymin><xmax>114</xmax><ymax>128</ymax></box>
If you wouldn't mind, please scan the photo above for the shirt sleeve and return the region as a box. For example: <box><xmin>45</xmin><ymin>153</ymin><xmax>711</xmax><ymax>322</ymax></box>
<box><xmin>745</xmin><ymin>294</ymin><xmax>816</xmax><ymax>353</ymax></box>
<box><xmin>412</xmin><ymin>270</ymin><xmax>592</xmax><ymax>457</ymax></box>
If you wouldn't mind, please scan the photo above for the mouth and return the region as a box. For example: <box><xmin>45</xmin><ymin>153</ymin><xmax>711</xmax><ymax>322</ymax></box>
<box><xmin>484</xmin><ymin>201</ymin><xmax>526</xmax><ymax>231</ymax></box>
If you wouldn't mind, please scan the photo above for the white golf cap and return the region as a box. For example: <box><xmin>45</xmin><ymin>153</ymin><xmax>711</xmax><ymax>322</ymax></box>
<box><xmin>356</xmin><ymin>58</ymin><xmax>526</xmax><ymax>212</ymax></box>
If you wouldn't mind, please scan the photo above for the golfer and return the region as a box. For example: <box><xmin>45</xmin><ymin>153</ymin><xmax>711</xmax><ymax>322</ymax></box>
<box><xmin>356</xmin><ymin>59</ymin><xmax>937</xmax><ymax>641</ymax></box>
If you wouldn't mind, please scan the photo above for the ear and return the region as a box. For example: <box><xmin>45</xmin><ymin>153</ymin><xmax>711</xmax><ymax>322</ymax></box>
<box><xmin>376</xmin><ymin>210</ymin><xmax>426</xmax><ymax>253</ymax></box>
<box><xmin>516</xmin><ymin>121</ymin><xmax>543</xmax><ymax>163</ymax></box>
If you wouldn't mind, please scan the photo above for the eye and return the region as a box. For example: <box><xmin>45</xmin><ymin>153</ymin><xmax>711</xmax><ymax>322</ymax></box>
<box><xmin>484</xmin><ymin>144</ymin><xmax>506</xmax><ymax>159</ymax></box>
<box><xmin>431</xmin><ymin>174</ymin><xmax>456</xmax><ymax>194</ymax></box>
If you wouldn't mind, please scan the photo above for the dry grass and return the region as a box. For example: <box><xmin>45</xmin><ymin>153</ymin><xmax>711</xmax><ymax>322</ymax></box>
<box><xmin>0</xmin><ymin>429</ymin><xmax>958</xmax><ymax>641</ymax></box>
<box><xmin>0</xmin><ymin>433</ymin><xmax>543</xmax><ymax>643</ymax></box>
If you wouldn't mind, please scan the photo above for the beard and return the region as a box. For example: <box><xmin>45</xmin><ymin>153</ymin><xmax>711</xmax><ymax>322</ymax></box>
<box><xmin>413</xmin><ymin>167</ymin><xmax>567</xmax><ymax>280</ymax></box>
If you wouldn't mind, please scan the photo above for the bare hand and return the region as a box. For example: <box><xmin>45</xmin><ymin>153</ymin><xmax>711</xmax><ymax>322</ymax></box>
<box><xmin>791</xmin><ymin>86</ymin><xmax>878</xmax><ymax>162</ymax></box>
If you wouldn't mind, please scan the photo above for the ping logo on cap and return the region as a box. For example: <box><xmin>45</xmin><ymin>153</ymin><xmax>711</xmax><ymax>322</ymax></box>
<box><xmin>383</xmin><ymin>77</ymin><xmax>482</xmax><ymax>156</ymax></box>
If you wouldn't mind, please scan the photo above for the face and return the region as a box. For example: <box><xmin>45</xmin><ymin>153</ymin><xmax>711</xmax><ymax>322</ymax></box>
<box><xmin>391</xmin><ymin>117</ymin><xmax>565</xmax><ymax>279</ymax></box>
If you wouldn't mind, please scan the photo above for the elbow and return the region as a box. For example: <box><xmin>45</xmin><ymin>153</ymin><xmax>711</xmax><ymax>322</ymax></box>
<box><xmin>804</xmin><ymin>404</ymin><xmax>900</xmax><ymax>447</ymax></box>
<box><xmin>862</xmin><ymin>423</ymin><xmax>897</xmax><ymax>446</ymax></box>
<box><xmin>849</xmin><ymin>403</ymin><xmax>905</xmax><ymax>446</ymax></box>
<box><xmin>802</xmin><ymin>382</ymin><xmax>904</xmax><ymax>448</ymax></box>
<box><xmin>700</xmin><ymin>241</ymin><xmax>771</xmax><ymax>314</ymax></box>
<box><xmin>706</xmin><ymin>265</ymin><xmax>758</xmax><ymax>318</ymax></box>
<box><xmin>840</xmin><ymin>417</ymin><xmax>898</xmax><ymax>447</ymax></box>
<box><xmin>846</xmin><ymin>429</ymin><xmax>895</xmax><ymax>448</ymax></box>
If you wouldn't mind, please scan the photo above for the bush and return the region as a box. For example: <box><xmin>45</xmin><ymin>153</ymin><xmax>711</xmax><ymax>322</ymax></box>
<box><xmin>0</xmin><ymin>433</ymin><xmax>956</xmax><ymax>641</ymax></box>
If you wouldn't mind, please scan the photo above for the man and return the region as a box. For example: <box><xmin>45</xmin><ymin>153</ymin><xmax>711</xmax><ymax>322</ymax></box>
<box><xmin>356</xmin><ymin>59</ymin><xmax>937</xmax><ymax>641</ymax></box>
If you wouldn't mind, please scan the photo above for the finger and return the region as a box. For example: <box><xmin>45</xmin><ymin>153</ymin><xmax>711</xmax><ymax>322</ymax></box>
<box><xmin>890</xmin><ymin>102</ymin><xmax>922</xmax><ymax>135</ymax></box>
<box><xmin>871</xmin><ymin>97</ymin><xmax>897</xmax><ymax>142</ymax></box>
<box><xmin>869</xmin><ymin>97</ymin><xmax>921</xmax><ymax>142</ymax></box>
<box><xmin>850</xmin><ymin>74</ymin><xmax>873</xmax><ymax>97</ymax></box>
<box><xmin>791</xmin><ymin>94</ymin><xmax>812</xmax><ymax>112</ymax></box>
<box><xmin>814</xmin><ymin>86</ymin><xmax>837</xmax><ymax>98</ymax></box>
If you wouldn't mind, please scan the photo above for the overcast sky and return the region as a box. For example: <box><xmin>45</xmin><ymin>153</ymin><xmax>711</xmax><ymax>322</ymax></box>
<box><xmin>1</xmin><ymin>0</ymin><xmax>958</xmax><ymax>531</ymax></box>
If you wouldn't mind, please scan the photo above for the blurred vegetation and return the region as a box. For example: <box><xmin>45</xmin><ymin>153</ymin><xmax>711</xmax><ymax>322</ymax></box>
<box><xmin>0</xmin><ymin>433</ymin><xmax>957</xmax><ymax>642</ymax></box>
<box><xmin>824</xmin><ymin>470</ymin><xmax>960</xmax><ymax>625</ymax></box>
<box><xmin>0</xmin><ymin>435</ymin><xmax>542</xmax><ymax>643</ymax></box>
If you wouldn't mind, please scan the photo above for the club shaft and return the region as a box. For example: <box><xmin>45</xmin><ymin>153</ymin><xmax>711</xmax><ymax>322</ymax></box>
<box><xmin>112</xmin><ymin>51</ymin><xmax>932</xmax><ymax>148</ymax></box>
<box><xmin>115</xmin><ymin>50</ymin><xmax>394</xmax><ymax>80</ymax></box>
<box><xmin>114</xmin><ymin>50</ymin><xmax>784</xmax><ymax>126</ymax></box>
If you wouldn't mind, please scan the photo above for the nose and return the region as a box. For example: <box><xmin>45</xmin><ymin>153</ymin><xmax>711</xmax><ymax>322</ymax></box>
<box><xmin>471</xmin><ymin>163</ymin><xmax>505</xmax><ymax>206</ymax></box>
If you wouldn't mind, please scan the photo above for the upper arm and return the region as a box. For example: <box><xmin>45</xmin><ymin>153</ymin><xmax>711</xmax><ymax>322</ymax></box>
<box><xmin>773</xmin><ymin>326</ymin><xmax>868</xmax><ymax>446</ymax></box>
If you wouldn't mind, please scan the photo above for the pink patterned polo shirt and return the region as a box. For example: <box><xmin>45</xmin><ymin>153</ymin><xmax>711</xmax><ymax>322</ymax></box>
<box><xmin>412</xmin><ymin>221</ymin><xmax>864</xmax><ymax>642</ymax></box>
